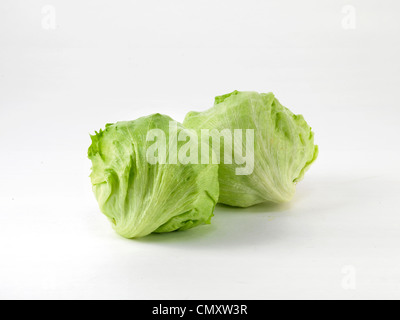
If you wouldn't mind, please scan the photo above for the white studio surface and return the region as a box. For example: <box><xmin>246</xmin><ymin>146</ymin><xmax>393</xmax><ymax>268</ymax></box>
<box><xmin>1</xmin><ymin>1</ymin><xmax>400</xmax><ymax>300</ymax></box>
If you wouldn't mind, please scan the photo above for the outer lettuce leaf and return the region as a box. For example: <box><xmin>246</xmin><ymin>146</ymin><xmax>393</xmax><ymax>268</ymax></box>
<box><xmin>88</xmin><ymin>114</ymin><xmax>219</xmax><ymax>238</ymax></box>
<box><xmin>183</xmin><ymin>91</ymin><xmax>318</xmax><ymax>207</ymax></box>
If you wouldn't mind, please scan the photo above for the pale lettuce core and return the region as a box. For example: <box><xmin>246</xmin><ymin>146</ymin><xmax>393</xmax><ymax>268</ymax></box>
<box><xmin>183</xmin><ymin>91</ymin><xmax>319</xmax><ymax>207</ymax></box>
<box><xmin>88</xmin><ymin>114</ymin><xmax>219</xmax><ymax>238</ymax></box>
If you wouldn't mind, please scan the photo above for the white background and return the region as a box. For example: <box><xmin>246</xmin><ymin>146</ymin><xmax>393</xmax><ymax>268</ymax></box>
<box><xmin>1</xmin><ymin>0</ymin><xmax>400</xmax><ymax>300</ymax></box>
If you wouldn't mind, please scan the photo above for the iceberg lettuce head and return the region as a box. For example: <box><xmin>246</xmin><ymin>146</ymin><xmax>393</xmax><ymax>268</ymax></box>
<box><xmin>88</xmin><ymin>114</ymin><xmax>219</xmax><ymax>238</ymax></box>
<box><xmin>183</xmin><ymin>91</ymin><xmax>318</xmax><ymax>207</ymax></box>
